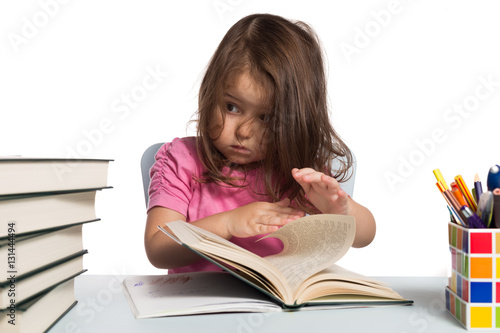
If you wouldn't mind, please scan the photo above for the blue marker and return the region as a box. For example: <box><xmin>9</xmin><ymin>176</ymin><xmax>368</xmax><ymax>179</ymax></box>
<box><xmin>487</xmin><ymin>165</ymin><xmax>500</xmax><ymax>191</ymax></box>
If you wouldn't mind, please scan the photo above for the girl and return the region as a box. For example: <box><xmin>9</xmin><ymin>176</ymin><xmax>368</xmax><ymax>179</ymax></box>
<box><xmin>145</xmin><ymin>13</ymin><xmax>376</xmax><ymax>273</ymax></box>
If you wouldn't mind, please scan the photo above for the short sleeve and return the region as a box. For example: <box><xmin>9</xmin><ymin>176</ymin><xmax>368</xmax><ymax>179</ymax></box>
<box><xmin>147</xmin><ymin>137</ymin><xmax>200</xmax><ymax>215</ymax></box>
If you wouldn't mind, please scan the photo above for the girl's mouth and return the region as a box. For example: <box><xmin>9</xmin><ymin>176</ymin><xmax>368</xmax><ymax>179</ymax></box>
<box><xmin>230</xmin><ymin>145</ymin><xmax>251</xmax><ymax>154</ymax></box>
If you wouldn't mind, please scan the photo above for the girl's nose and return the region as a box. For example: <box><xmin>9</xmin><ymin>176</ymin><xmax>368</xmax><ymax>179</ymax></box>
<box><xmin>236</xmin><ymin>119</ymin><xmax>254</xmax><ymax>139</ymax></box>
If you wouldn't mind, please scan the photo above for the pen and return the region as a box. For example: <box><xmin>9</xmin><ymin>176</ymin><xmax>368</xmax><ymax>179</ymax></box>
<box><xmin>455</xmin><ymin>175</ymin><xmax>477</xmax><ymax>212</ymax></box>
<box><xmin>487</xmin><ymin>165</ymin><xmax>500</xmax><ymax>191</ymax></box>
<box><xmin>474</xmin><ymin>173</ymin><xmax>483</xmax><ymax>201</ymax></box>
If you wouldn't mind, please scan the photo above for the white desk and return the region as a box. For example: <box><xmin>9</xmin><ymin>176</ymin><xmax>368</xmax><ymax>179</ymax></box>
<box><xmin>48</xmin><ymin>275</ymin><xmax>463</xmax><ymax>333</ymax></box>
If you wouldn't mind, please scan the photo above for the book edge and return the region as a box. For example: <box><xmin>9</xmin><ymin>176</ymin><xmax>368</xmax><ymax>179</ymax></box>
<box><xmin>0</xmin><ymin>186</ymin><xmax>113</xmax><ymax>200</ymax></box>
<box><xmin>0</xmin><ymin>250</ymin><xmax>88</xmax><ymax>286</ymax></box>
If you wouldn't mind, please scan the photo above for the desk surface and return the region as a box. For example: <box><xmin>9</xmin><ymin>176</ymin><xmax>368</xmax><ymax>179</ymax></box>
<box><xmin>48</xmin><ymin>275</ymin><xmax>463</xmax><ymax>333</ymax></box>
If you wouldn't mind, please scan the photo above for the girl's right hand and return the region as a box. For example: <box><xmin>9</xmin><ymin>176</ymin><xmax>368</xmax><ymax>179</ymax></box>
<box><xmin>224</xmin><ymin>198</ymin><xmax>304</xmax><ymax>238</ymax></box>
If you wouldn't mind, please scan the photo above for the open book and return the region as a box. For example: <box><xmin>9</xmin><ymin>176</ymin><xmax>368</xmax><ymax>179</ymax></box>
<box><xmin>149</xmin><ymin>214</ymin><xmax>412</xmax><ymax>311</ymax></box>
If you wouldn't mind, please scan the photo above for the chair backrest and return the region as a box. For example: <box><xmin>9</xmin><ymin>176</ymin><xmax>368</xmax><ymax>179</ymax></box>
<box><xmin>141</xmin><ymin>143</ymin><xmax>164</xmax><ymax>207</ymax></box>
<box><xmin>141</xmin><ymin>143</ymin><xmax>356</xmax><ymax>207</ymax></box>
<box><xmin>333</xmin><ymin>155</ymin><xmax>356</xmax><ymax>198</ymax></box>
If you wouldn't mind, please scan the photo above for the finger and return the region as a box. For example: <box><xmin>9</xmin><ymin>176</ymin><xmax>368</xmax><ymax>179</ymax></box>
<box><xmin>272</xmin><ymin>204</ymin><xmax>305</xmax><ymax>218</ymax></box>
<box><xmin>292</xmin><ymin>167</ymin><xmax>316</xmax><ymax>176</ymax></box>
<box><xmin>310</xmin><ymin>178</ymin><xmax>346</xmax><ymax>201</ymax></box>
<box><xmin>300</xmin><ymin>171</ymin><xmax>329</xmax><ymax>186</ymax></box>
<box><xmin>304</xmin><ymin>172</ymin><xmax>323</xmax><ymax>181</ymax></box>
<box><xmin>309</xmin><ymin>180</ymin><xmax>330</xmax><ymax>194</ymax></box>
<box><xmin>276</xmin><ymin>198</ymin><xmax>291</xmax><ymax>207</ymax></box>
<box><xmin>292</xmin><ymin>170</ymin><xmax>313</xmax><ymax>192</ymax></box>
<box><xmin>320</xmin><ymin>174</ymin><xmax>341</xmax><ymax>192</ymax></box>
<box><xmin>294</xmin><ymin>178</ymin><xmax>311</xmax><ymax>193</ymax></box>
<box><xmin>336</xmin><ymin>188</ymin><xmax>350</xmax><ymax>206</ymax></box>
<box><xmin>337</xmin><ymin>187</ymin><xmax>348</xmax><ymax>198</ymax></box>
<box><xmin>263</xmin><ymin>212</ymin><xmax>303</xmax><ymax>226</ymax></box>
<box><xmin>292</xmin><ymin>168</ymin><xmax>305</xmax><ymax>183</ymax></box>
<box><xmin>258</xmin><ymin>224</ymin><xmax>280</xmax><ymax>234</ymax></box>
<box><xmin>294</xmin><ymin>168</ymin><xmax>321</xmax><ymax>181</ymax></box>
<box><xmin>257</xmin><ymin>215</ymin><xmax>288</xmax><ymax>227</ymax></box>
<box><xmin>303</xmin><ymin>174</ymin><xmax>336</xmax><ymax>194</ymax></box>
<box><xmin>292</xmin><ymin>168</ymin><xmax>315</xmax><ymax>183</ymax></box>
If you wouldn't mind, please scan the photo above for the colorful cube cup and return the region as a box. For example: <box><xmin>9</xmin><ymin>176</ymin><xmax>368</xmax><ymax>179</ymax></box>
<box><xmin>447</xmin><ymin>222</ymin><xmax>500</xmax><ymax>329</ymax></box>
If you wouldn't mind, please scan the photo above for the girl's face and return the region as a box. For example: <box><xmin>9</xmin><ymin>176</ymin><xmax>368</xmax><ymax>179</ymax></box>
<box><xmin>211</xmin><ymin>71</ymin><xmax>272</xmax><ymax>168</ymax></box>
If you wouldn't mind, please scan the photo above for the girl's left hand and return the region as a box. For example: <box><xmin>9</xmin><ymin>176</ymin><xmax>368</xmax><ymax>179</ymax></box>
<box><xmin>292</xmin><ymin>168</ymin><xmax>350</xmax><ymax>215</ymax></box>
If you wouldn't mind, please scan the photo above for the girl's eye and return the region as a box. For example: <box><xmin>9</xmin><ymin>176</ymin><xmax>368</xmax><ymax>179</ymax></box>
<box><xmin>226</xmin><ymin>103</ymin><xmax>239</xmax><ymax>113</ymax></box>
<box><xmin>259</xmin><ymin>113</ymin><xmax>270</xmax><ymax>123</ymax></box>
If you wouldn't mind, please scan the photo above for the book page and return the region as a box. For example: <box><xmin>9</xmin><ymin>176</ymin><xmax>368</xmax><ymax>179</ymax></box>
<box><xmin>294</xmin><ymin>264</ymin><xmax>404</xmax><ymax>303</ymax></box>
<box><xmin>122</xmin><ymin>272</ymin><xmax>281</xmax><ymax>318</ymax></box>
<box><xmin>165</xmin><ymin>222</ymin><xmax>292</xmax><ymax>301</ymax></box>
<box><xmin>260</xmin><ymin>215</ymin><xmax>355</xmax><ymax>295</ymax></box>
<box><xmin>163</xmin><ymin>215</ymin><xmax>355</xmax><ymax>305</ymax></box>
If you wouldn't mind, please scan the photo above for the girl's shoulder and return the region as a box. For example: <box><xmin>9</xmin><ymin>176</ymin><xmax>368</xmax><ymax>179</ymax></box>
<box><xmin>156</xmin><ymin>136</ymin><xmax>202</xmax><ymax>167</ymax></box>
<box><xmin>164</xmin><ymin>136</ymin><xmax>197</xmax><ymax>153</ymax></box>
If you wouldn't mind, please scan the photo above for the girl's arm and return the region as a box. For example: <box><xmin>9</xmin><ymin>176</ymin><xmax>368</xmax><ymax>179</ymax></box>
<box><xmin>292</xmin><ymin>168</ymin><xmax>376</xmax><ymax>248</ymax></box>
<box><xmin>145</xmin><ymin>199</ymin><xmax>304</xmax><ymax>269</ymax></box>
<box><xmin>341</xmin><ymin>197</ymin><xmax>376</xmax><ymax>248</ymax></box>
<box><xmin>144</xmin><ymin>207</ymin><xmax>229</xmax><ymax>269</ymax></box>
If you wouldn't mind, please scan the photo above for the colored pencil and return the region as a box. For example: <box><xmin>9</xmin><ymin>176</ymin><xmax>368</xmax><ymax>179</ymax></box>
<box><xmin>436</xmin><ymin>181</ymin><xmax>446</xmax><ymax>193</ymax></box>
<box><xmin>474</xmin><ymin>173</ymin><xmax>483</xmax><ymax>201</ymax></box>
<box><xmin>442</xmin><ymin>188</ymin><xmax>467</xmax><ymax>226</ymax></box>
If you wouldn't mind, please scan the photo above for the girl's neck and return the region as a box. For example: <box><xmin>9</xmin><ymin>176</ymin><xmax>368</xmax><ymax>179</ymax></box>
<box><xmin>228</xmin><ymin>161</ymin><xmax>263</xmax><ymax>173</ymax></box>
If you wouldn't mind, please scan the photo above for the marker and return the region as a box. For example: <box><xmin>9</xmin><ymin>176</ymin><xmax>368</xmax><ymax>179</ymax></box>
<box><xmin>474</xmin><ymin>173</ymin><xmax>483</xmax><ymax>201</ymax></box>
<box><xmin>487</xmin><ymin>165</ymin><xmax>500</xmax><ymax>191</ymax></box>
<box><xmin>433</xmin><ymin>169</ymin><xmax>449</xmax><ymax>190</ymax></box>
<box><xmin>478</xmin><ymin>191</ymin><xmax>494</xmax><ymax>228</ymax></box>
<box><xmin>461</xmin><ymin>206</ymin><xmax>485</xmax><ymax>228</ymax></box>
<box><xmin>451</xmin><ymin>182</ymin><xmax>468</xmax><ymax>208</ymax></box>
<box><xmin>493</xmin><ymin>188</ymin><xmax>500</xmax><ymax>228</ymax></box>
<box><xmin>455</xmin><ymin>175</ymin><xmax>477</xmax><ymax>212</ymax></box>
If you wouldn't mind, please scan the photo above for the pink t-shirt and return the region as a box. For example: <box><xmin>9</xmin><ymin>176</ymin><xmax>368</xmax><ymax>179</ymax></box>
<box><xmin>147</xmin><ymin>137</ymin><xmax>283</xmax><ymax>273</ymax></box>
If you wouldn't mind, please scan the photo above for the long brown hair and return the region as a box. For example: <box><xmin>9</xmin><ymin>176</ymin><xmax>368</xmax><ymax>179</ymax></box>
<box><xmin>196</xmin><ymin>13</ymin><xmax>353</xmax><ymax>214</ymax></box>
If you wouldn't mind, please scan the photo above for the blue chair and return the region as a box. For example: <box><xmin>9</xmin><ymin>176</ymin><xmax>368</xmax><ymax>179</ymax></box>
<box><xmin>141</xmin><ymin>143</ymin><xmax>164</xmax><ymax>207</ymax></box>
<box><xmin>141</xmin><ymin>143</ymin><xmax>356</xmax><ymax>207</ymax></box>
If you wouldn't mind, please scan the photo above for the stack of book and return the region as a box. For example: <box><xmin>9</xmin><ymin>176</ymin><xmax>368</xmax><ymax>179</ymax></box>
<box><xmin>0</xmin><ymin>157</ymin><xmax>111</xmax><ymax>332</ymax></box>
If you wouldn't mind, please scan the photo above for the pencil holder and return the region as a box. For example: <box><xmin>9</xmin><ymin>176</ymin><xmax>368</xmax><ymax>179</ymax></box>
<box><xmin>446</xmin><ymin>222</ymin><xmax>500</xmax><ymax>329</ymax></box>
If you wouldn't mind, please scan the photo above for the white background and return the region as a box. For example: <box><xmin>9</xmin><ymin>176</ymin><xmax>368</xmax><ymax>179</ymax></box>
<box><xmin>1</xmin><ymin>0</ymin><xmax>499</xmax><ymax>278</ymax></box>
